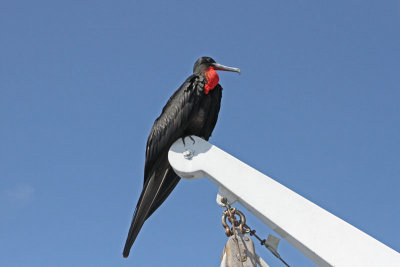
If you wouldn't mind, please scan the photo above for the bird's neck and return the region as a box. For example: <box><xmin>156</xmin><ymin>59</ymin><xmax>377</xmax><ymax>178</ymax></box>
<box><xmin>204</xmin><ymin>67</ymin><xmax>219</xmax><ymax>94</ymax></box>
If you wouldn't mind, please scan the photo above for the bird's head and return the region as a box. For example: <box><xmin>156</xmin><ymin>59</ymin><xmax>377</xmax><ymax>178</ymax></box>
<box><xmin>193</xmin><ymin>57</ymin><xmax>241</xmax><ymax>74</ymax></box>
<box><xmin>193</xmin><ymin>57</ymin><xmax>240</xmax><ymax>94</ymax></box>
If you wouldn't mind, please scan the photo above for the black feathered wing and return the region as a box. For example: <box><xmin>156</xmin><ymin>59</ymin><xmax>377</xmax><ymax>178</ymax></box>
<box><xmin>144</xmin><ymin>84</ymin><xmax>222</xmax><ymax>220</ymax></box>
<box><xmin>123</xmin><ymin>75</ymin><xmax>202</xmax><ymax>258</ymax></box>
<box><xmin>201</xmin><ymin>84</ymin><xmax>222</xmax><ymax>140</ymax></box>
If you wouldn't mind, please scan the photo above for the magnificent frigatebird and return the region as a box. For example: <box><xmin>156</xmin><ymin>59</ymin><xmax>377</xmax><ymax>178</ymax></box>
<box><xmin>123</xmin><ymin>57</ymin><xmax>240</xmax><ymax>258</ymax></box>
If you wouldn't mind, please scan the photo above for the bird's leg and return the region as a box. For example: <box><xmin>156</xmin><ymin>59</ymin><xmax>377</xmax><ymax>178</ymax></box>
<box><xmin>189</xmin><ymin>136</ymin><xmax>195</xmax><ymax>145</ymax></box>
<box><xmin>181</xmin><ymin>136</ymin><xmax>195</xmax><ymax>146</ymax></box>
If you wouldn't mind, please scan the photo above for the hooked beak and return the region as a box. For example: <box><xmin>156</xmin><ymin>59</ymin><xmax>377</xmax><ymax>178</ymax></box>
<box><xmin>212</xmin><ymin>63</ymin><xmax>241</xmax><ymax>74</ymax></box>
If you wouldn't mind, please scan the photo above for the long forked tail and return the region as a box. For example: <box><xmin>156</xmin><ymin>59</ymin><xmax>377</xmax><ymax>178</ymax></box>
<box><xmin>123</xmin><ymin>163</ymin><xmax>180</xmax><ymax>258</ymax></box>
<box><xmin>123</xmin><ymin>171</ymin><xmax>157</xmax><ymax>258</ymax></box>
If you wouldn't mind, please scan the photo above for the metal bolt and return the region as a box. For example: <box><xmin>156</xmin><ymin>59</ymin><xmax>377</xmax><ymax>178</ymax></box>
<box><xmin>183</xmin><ymin>149</ymin><xmax>194</xmax><ymax>160</ymax></box>
<box><xmin>221</xmin><ymin>197</ymin><xmax>227</xmax><ymax>204</ymax></box>
<box><xmin>244</xmin><ymin>236</ymin><xmax>249</xmax><ymax>241</ymax></box>
<box><xmin>242</xmin><ymin>255</ymin><xmax>247</xmax><ymax>261</ymax></box>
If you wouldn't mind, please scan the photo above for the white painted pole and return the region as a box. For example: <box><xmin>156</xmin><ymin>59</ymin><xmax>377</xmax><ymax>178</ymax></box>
<box><xmin>168</xmin><ymin>136</ymin><xmax>400</xmax><ymax>267</ymax></box>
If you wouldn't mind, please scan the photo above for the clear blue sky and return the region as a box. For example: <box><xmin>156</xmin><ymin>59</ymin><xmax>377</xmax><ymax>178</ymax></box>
<box><xmin>1</xmin><ymin>1</ymin><xmax>399</xmax><ymax>266</ymax></box>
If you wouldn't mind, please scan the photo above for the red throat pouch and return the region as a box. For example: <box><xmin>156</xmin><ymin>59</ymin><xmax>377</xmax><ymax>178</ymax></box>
<box><xmin>204</xmin><ymin>67</ymin><xmax>219</xmax><ymax>94</ymax></box>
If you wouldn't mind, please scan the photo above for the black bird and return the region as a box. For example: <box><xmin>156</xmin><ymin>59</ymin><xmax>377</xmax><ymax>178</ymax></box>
<box><xmin>123</xmin><ymin>57</ymin><xmax>240</xmax><ymax>258</ymax></box>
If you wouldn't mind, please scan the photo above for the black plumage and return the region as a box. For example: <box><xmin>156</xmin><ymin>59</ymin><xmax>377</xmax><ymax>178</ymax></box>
<box><xmin>123</xmin><ymin>57</ymin><xmax>240</xmax><ymax>258</ymax></box>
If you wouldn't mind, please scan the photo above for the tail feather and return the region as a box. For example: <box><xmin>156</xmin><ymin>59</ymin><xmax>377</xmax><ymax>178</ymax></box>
<box><xmin>123</xmin><ymin>164</ymin><xmax>171</xmax><ymax>258</ymax></box>
<box><xmin>145</xmin><ymin>167</ymin><xmax>180</xmax><ymax>220</ymax></box>
<box><xmin>122</xmin><ymin>185</ymin><xmax>151</xmax><ymax>257</ymax></box>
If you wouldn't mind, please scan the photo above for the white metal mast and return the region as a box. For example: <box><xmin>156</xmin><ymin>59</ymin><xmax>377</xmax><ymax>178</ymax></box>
<box><xmin>168</xmin><ymin>136</ymin><xmax>400</xmax><ymax>267</ymax></box>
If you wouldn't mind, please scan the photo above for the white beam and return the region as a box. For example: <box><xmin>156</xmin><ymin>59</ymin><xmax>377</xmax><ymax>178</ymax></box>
<box><xmin>168</xmin><ymin>136</ymin><xmax>400</xmax><ymax>267</ymax></box>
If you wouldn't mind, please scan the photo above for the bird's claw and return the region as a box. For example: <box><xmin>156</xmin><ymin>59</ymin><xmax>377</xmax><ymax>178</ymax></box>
<box><xmin>181</xmin><ymin>136</ymin><xmax>196</xmax><ymax>146</ymax></box>
<box><xmin>189</xmin><ymin>136</ymin><xmax>195</xmax><ymax>145</ymax></box>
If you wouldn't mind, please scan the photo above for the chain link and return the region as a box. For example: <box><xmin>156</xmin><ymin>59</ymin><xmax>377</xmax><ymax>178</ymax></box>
<box><xmin>220</xmin><ymin>197</ymin><xmax>290</xmax><ymax>267</ymax></box>
<box><xmin>221</xmin><ymin>203</ymin><xmax>245</xmax><ymax>261</ymax></box>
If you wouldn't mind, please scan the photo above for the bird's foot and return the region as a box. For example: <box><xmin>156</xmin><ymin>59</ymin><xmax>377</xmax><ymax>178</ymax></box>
<box><xmin>181</xmin><ymin>136</ymin><xmax>196</xmax><ymax>146</ymax></box>
<box><xmin>189</xmin><ymin>135</ymin><xmax>196</xmax><ymax>145</ymax></box>
<box><xmin>189</xmin><ymin>136</ymin><xmax>195</xmax><ymax>145</ymax></box>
